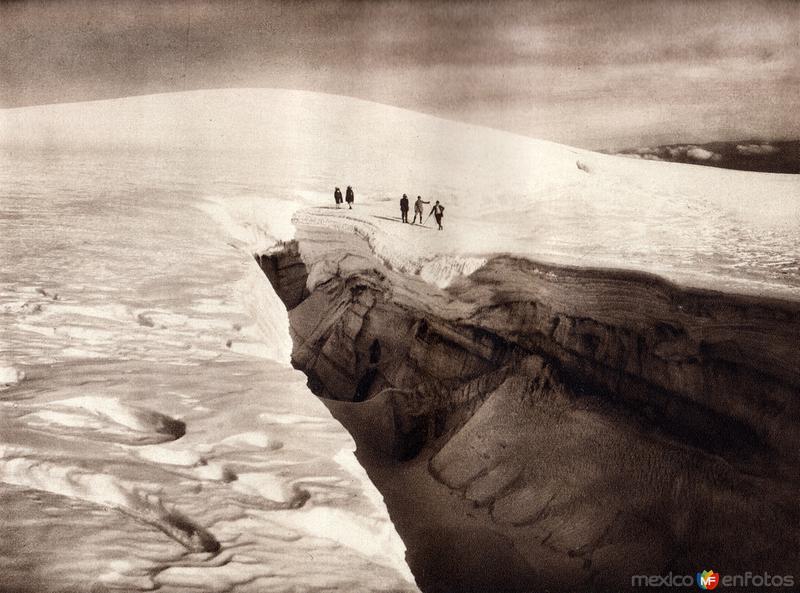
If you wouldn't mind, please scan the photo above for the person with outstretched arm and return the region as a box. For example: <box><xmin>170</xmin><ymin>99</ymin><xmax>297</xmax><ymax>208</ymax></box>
<box><xmin>412</xmin><ymin>195</ymin><xmax>429</xmax><ymax>224</ymax></box>
<box><xmin>345</xmin><ymin>186</ymin><xmax>354</xmax><ymax>209</ymax></box>
<box><xmin>400</xmin><ymin>194</ymin><xmax>409</xmax><ymax>223</ymax></box>
<box><xmin>430</xmin><ymin>200</ymin><xmax>445</xmax><ymax>230</ymax></box>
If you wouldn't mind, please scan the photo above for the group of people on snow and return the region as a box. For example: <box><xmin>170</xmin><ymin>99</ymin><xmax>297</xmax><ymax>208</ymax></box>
<box><xmin>400</xmin><ymin>194</ymin><xmax>445</xmax><ymax>230</ymax></box>
<box><xmin>333</xmin><ymin>186</ymin><xmax>355</xmax><ymax>209</ymax></box>
<box><xmin>332</xmin><ymin>187</ymin><xmax>445</xmax><ymax>230</ymax></box>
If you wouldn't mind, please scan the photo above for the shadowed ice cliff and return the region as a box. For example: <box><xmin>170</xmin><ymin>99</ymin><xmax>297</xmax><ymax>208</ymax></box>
<box><xmin>259</xmin><ymin>207</ymin><xmax>800</xmax><ymax>592</ymax></box>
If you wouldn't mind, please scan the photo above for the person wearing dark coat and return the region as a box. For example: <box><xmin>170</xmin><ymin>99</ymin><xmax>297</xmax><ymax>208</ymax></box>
<box><xmin>345</xmin><ymin>186</ymin><xmax>354</xmax><ymax>209</ymax></box>
<box><xmin>334</xmin><ymin>187</ymin><xmax>343</xmax><ymax>208</ymax></box>
<box><xmin>412</xmin><ymin>196</ymin><xmax>429</xmax><ymax>224</ymax></box>
<box><xmin>430</xmin><ymin>200</ymin><xmax>445</xmax><ymax>230</ymax></box>
<box><xmin>400</xmin><ymin>194</ymin><xmax>409</xmax><ymax>223</ymax></box>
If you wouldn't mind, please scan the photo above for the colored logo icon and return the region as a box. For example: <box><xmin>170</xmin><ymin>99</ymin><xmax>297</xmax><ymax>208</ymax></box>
<box><xmin>697</xmin><ymin>570</ymin><xmax>720</xmax><ymax>590</ymax></box>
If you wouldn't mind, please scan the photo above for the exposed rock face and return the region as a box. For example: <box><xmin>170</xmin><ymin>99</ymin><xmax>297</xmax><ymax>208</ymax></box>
<box><xmin>258</xmin><ymin>221</ymin><xmax>800</xmax><ymax>592</ymax></box>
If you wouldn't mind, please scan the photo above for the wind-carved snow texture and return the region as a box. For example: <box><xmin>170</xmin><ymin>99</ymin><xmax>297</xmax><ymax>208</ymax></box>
<box><xmin>0</xmin><ymin>93</ymin><xmax>420</xmax><ymax>593</ymax></box>
<box><xmin>1</xmin><ymin>89</ymin><xmax>798</xmax><ymax>592</ymax></box>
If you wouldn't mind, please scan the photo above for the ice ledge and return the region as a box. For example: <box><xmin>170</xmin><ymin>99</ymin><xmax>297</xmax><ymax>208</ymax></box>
<box><xmin>293</xmin><ymin>203</ymin><xmax>800</xmax><ymax>302</ymax></box>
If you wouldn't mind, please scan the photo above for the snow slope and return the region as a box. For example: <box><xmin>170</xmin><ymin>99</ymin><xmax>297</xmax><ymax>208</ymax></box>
<box><xmin>5</xmin><ymin>88</ymin><xmax>796</xmax><ymax>297</ymax></box>
<box><xmin>0</xmin><ymin>89</ymin><xmax>798</xmax><ymax>591</ymax></box>
<box><xmin>0</xmin><ymin>92</ymin><xmax>421</xmax><ymax>592</ymax></box>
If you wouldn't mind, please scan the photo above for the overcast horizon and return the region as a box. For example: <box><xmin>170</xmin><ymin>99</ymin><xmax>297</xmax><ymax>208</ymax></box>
<box><xmin>2</xmin><ymin>0</ymin><xmax>798</xmax><ymax>150</ymax></box>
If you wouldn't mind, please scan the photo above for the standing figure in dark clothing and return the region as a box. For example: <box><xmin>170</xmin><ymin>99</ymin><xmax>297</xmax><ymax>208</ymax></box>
<box><xmin>345</xmin><ymin>186</ymin><xmax>354</xmax><ymax>209</ymax></box>
<box><xmin>400</xmin><ymin>194</ymin><xmax>409</xmax><ymax>223</ymax></box>
<box><xmin>412</xmin><ymin>195</ymin><xmax>429</xmax><ymax>224</ymax></box>
<box><xmin>430</xmin><ymin>200</ymin><xmax>445</xmax><ymax>230</ymax></box>
<box><xmin>334</xmin><ymin>187</ymin><xmax>343</xmax><ymax>208</ymax></box>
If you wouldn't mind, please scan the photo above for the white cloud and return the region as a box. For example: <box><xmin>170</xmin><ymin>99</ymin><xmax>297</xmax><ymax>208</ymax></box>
<box><xmin>736</xmin><ymin>143</ymin><xmax>778</xmax><ymax>155</ymax></box>
<box><xmin>687</xmin><ymin>147</ymin><xmax>721</xmax><ymax>161</ymax></box>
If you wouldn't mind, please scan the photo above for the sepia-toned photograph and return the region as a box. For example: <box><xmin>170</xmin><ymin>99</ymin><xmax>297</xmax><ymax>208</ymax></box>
<box><xmin>1</xmin><ymin>2</ymin><xmax>799</xmax><ymax>592</ymax></box>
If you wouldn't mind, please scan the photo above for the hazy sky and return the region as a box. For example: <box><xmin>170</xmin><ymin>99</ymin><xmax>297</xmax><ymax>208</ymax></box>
<box><xmin>1</xmin><ymin>0</ymin><xmax>798</xmax><ymax>149</ymax></box>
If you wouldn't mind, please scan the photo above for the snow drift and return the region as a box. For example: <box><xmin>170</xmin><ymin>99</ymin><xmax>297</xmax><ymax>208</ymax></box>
<box><xmin>0</xmin><ymin>90</ymin><xmax>422</xmax><ymax>593</ymax></box>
